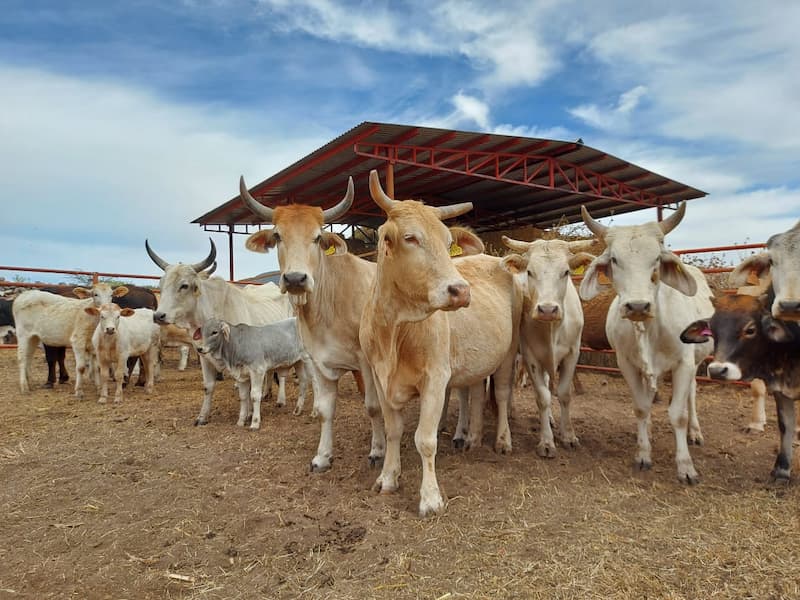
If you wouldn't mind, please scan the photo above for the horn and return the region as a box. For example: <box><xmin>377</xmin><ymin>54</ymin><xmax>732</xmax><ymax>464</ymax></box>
<box><xmin>369</xmin><ymin>170</ymin><xmax>399</xmax><ymax>213</ymax></box>
<box><xmin>191</xmin><ymin>238</ymin><xmax>217</xmax><ymax>272</ymax></box>
<box><xmin>658</xmin><ymin>202</ymin><xmax>686</xmax><ymax>235</ymax></box>
<box><xmin>567</xmin><ymin>239</ymin><xmax>597</xmax><ymax>253</ymax></box>
<box><xmin>240</xmin><ymin>176</ymin><xmax>274</xmax><ymax>223</ymax></box>
<box><xmin>580</xmin><ymin>205</ymin><xmax>608</xmax><ymax>238</ymax></box>
<box><xmin>322</xmin><ymin>176</ymin><xmax>354</xmax><ymax>223</ymax></box>
<box><xmin>502</xmin><ymin>236</ymin><xmax>531</xmax><ymax>253</ymax></box>
<box><xmin>145</xmin><ymin>239</ymin><xmax>169</xmax><ymax>271</ymax></box>
<box><xmin>437</xmin><ymin>202</ymin><xmax>474</xmax><ymax>220</ymax></box>
<box><xmin>204</xmin><ymin>261</ymin><xmax>217</xmax><ymax>276</ymax></box>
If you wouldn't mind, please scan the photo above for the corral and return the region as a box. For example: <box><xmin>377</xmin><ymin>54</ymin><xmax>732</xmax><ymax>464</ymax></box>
<box><xmin>2</xmin><ymin>347</ymin><xmax>799</xmax><ymax>599</ymax></box>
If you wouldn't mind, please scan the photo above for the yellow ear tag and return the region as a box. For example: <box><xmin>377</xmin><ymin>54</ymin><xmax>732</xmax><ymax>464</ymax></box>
<box><xmin>325</xmin><ymin>245</ymin><xmax>336</xmax><ymax>256</ymax></box>
<box><xmin>449</xmin><ymin>242</ymin><xmax>463</xmax><ymax>257</ymax></box>
<box><xmin>571</xmin><ymin>264</ymin><xmax>586</xmax><ymax>276</ymax></box>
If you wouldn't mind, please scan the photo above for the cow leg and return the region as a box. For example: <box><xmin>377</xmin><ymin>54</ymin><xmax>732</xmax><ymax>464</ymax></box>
<box><xmin>56</xmin><ymin>347</ymin><xmax>69</xmax><ymax>384</ymax></box>
<box><xmin>465</xmin><ymin>382</ymin><xmax>486</xmax><ymax>449</ymax></box>
<box><xmin>72</xmin><ymin>344</ymin><xmax>92</xmax><ymax>399</ymax></box>
<box><xmin>113</xmin><ymin>355</ymin><xmax>127</xmax><ymax>403</ymax></box>
<box><xmin>416</xmin><ymin>374</ymin><xmax>449</xmax><ymax>517</ymax></box>
<box><xmin>556</xmin><ymin>349</ymin><xmax>580</xmax><ymax>448</ymax></box>
<box><xmin>43</xmin><ymin>345</ymin><xmax>58</xmax><ymax>388</ymax></box>
<box><xmin>358</xmin><ymin>361</ymin><xmax>386</xmax><ymax>467</ymax></box>
<box><xmin>292</xmin><ymin>361</ymin><xmax>308</xmax><ymax>416</ymax></box>
<box><xmin>439</xmin><ymin>386</ymin><xmax>451</xmax><ymax>434</ymax></box>
<box><xmin>771</xmin><ymin>392</ymin><xmax>796</xmax><ymax>481</ymax></box>
<box><xmin>531</xmin><ymin>364</ymin><xmax>556</xmax><ymax>458</ymax></box>
<box><xmin>97</xmin><ymin>359</ymin><xmax>109</xmax><ymax>404</ymax></box>
<box><xmin>250</xmin><ymin>368</ymin><xmax>267</xmax><ymax>431</ymax></box>
<box><xmin>687</xmin><ymin>377</ymin><xmax>704</xmax><ymax>445</ymax></box>
<box><xmin>452</xmin><ymin>387</ymin><xmax>469</xmax><ymax>449</ymax></box>
<box><xmin>143</xmin><ymin>348</ymin><xmax>157</xmax><ymax>394</ymax></box>
<box><xmin>746</xmin><ymin>379</ymin><xmax>768</xmax><ymax>433</ymax></box>
<box><xmin>275</xmin><ymin>372</ymin><xmax>287</xmax><ymax>407</ymax></box>
<box><xmin>616</xmin><ymin>354</ymin><xmax>654</xmax><ymax>471</ymax></box>
<box><xmin>493</xmin><ymin>354</ymin><xmax>516</xmax><ymax>455</ymax></box>
<box><xmin>195</xmin><ymin>356</ymin><xmax>218</xmax><ymax>425</ymax></box>
<box><xmin>17</xmin><ymin>335</ymin><xmax>38</xmax><ymax>393</ymax></box>
<box><xmin>668</xmin><ymin>364</ymin><xmax>699</xmax><ymax>484</ymax></box>
<box><xmin>235</xmin><ymin>378</ymin><xmax>251</xmax><ymax>427</ymax></box>
<box><xmin>177</xmin><ymin>344</ymin><xmax>190</xmax><ymax>371</ymax></box>
<box><xmin>311</xmin><ymin>373</ymin><xmax>339</xmax><ymax>472</ymax></box>
<box><xmin>373</xmin><ymin>375</ymin><xmax>404</xmax><ymax>496</ymax></box>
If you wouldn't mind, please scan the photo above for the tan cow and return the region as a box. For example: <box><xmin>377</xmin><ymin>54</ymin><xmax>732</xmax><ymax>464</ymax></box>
<box><xmin>359</xmin><ymin>170</ymin><xmax>523</xmax><ymax>517</ymax></box>
<box><xmin>241</xmin><ymin>176</ymin><xmax>386</xmax><ymax>471</ymax></box>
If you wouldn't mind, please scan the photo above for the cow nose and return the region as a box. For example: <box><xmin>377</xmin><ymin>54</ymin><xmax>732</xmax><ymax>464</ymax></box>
<box><xmin>708</xmin><ymin>364</ymin><xmax>728</xmax><ymax>379</ymax></box>
<box><xmin>283</xmin><ymin>272</ymin><xmax>308</xmax><ymax>288</ymax></box>
<box><xmin>625</xmin><ymin>301</ymin><xmax>651</xmax><ymax>316</ymax></box>
<box><xmin>447</xmin><ymin>282</ymin><xmax>471</xmax><ymax>308</ymax></box>
<box><xmin>537</xmin><ymin>303</ymin><xmax>560</xmax><ymax>318</ymax></box>
<box><xmin>154</xmin><ymin>312</ymin><xmax>167</xmax><ymax>324</ymax></box>
<box><xmin>778</xmin><ymin>300</ymin><xmax>800</xmax><ymax>314</ymax></box>
<box><xmin>105</xmin><ymin>327</ymin><xmax>115</xmax><ymax>335</ymax></box>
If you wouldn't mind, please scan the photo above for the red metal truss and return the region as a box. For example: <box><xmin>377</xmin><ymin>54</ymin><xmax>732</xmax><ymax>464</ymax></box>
<box><xmin>354</xmin><ymin>142</ymin><xmax>661</xmax><ymax>208</ymax></box>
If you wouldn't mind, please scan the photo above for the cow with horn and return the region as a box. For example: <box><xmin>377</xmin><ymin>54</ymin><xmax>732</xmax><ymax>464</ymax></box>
<box><xmin>145</xmin><ymin>238</ymin><xmax>304</xmax><ymax>427</ymax></box>
<box><xmin>240</xmin><ymin>176</ymin><xmax>386</xmax><ymax>471</ymax></box>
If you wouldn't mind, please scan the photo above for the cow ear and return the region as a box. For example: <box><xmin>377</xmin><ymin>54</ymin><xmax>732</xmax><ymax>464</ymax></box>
<box><xmin>729</xmin><ymin>252</ymin><xmax>771</xmax><ymax>287</ymax></box>
<box><xmin>120</xmin><ymin>308</ymin><xmax>135</xmax><ymax>317</ymax></box>
<box><xmin>449</xmin><ymin>227</ymin><xmax>484</xmax><ymax>257</ymax></box>
<box><xmin>320</xmin><ymin>232</ymin><xmax>348</xmax><ymax>256</ymax></box>
<box><xmin>221</xmin><ymin>322</ymin><xmax>231</xmax><ymax>341</ymax></box>
<box><xmin>762</xmin><ymin>315</ymin><xmax>794</xmax><ymax>343</ymax></box>
<box><xmin>245</xmin><ymin>229</ymin><xmax>277</xmax><ymax>254</ymax></box>
<box><xmin>660</xmin><ymin>252</ymin><xmax>697</xmax><ymax>296</ymax></box>
<box><xmin>569</xmin><ymin>252</ymin><xmax>595</xmax><ymax>272</ymax></box>
<box><xmin>501</xmin><ymin>253</ymin><xmax>527</xmax><ymax>275</ymax></box>
<box><xmin>379</xmin><ymin>222</ymin><xmax>397</xmax><ymax>258</ymax></box>
<box><xmin>579</xmin><ymin>252</ymin><xmax>611</xmax><ymax>300</ymax></box>
<box><xmin>73</xmin><ymin>287</ymin><xmax>90</xmax><ymax>299</ymax></box>
<box><xmin>113</xmin><ymin>286</ymin><xmax>129</xmax><ymax>298</ymax></box>
<box><xmin>680</xmin><ymin>319</ymin><xmax>713</xmax><ymax>344</ymax></box>
<box><xmin>84</xmin><ymin>306</ymin><xmax>99</xmax><ymax>316</ymax></box>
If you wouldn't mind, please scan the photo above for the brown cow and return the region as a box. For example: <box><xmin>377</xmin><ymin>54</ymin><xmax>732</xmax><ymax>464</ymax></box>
<box><xmin>359</xmin><ymin>170</ymin><xmax>523</xmax><ymax>517</ymax></box>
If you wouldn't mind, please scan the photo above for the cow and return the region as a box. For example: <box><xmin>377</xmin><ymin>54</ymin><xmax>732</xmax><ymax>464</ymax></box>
<box><xmin>145</xmin><ymin>239</ymin><xmax>305</xmax><ymax>426</ymax></box>
<box><xmin>13</xmin><ymin>284</ymin><xmax>129</xmax><ymax>396</ymax></box>
<box><xmin>358</xmin><ymin>170</ymin><xmax>524</xmax><ymax>517</ymax></box>
<box><xmin>86</xmin><ymin>303</ymin><xmax>161</xmax><ymax>404</ymax></box>
<box><xmin>1</xmin><ymin>297</ymin><xmax>16</xmax><ymax>344</ymax></box>
<box><xmin>680</xmin><ymin>290</ymin><xmax>800</xmax><ymax>481</ymax></box>
<box><xmin>579</xmin><ymin>203</ymin><xmax>713</xmax><ymax>484</ymax></box>
<box><xmin>502</xmin><ymin>237</ymin><xmax>596</xmax><ymax>455</ymax></box>
<box><xmin>729</xmin><ymin>220</ymin><xmax>800</xmax><ymax>321</ymax></box>
<box><xmin>196</xmin><ymin>317</ymin><xmax>314</xmax><ymax>429</ymax></box>
<box><xmin>240</xmin><ymin>176</ymin><xmax>386</xmax><ymax>471</ymax></box>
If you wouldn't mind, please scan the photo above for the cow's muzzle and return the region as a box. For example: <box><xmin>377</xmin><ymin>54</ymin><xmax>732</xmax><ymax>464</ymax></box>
<box><xmin>446</xmin><ymin>282</ymin><xmax>471</xmax><ymax>309</ymax></box>
<box><xmin>281</xmin><ymin>271</ymin><xmax>312</xmax><ymax>294</ymax></box>
<box><xmin>775</xmin><ymin>299</ymin><xmax>800</xmax><ymax>321</ymax></box>
<box><xmin>153</xmin><ymin>311</ymin><xmax>169</xmax><ymax>325</ymax></box>
<box><xmin>622</xmin><ymin>301</ymin><xmax>652</xmax><ymax>321</ymax></box>
<box><xmin>535</xmin><ymin>303</ymin><xmax>561</xmax><ymax>322</ymax></box>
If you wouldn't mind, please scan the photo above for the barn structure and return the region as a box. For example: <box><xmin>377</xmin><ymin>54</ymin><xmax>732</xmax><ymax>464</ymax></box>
<box><xmin>193</xmin><ymin>122</ymin><xmax>706</xmax><ymax>280</ymax></box>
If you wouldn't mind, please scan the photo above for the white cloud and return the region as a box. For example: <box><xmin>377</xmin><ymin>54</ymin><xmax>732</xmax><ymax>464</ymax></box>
<box><xmin>0</xmin><ymin>64</ymin><xmax>322</xmax><ymax>283</ymax></box>
<box><xmin>569</xmin><ymin>85</ymin><xmax>647</xmax><ymax>132</ymax></box>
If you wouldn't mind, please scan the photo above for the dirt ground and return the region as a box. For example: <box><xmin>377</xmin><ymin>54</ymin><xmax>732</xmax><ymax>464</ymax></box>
<box><xmin>1</xmin><ymin>348</ymin><xmax>799</xmax><ymax>600</ymax></box>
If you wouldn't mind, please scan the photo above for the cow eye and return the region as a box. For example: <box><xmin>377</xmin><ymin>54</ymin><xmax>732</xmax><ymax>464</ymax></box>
<box><xmin>403</xmin><ymin>234</ymin><xmax>419</xmax><ymax>246</ymax></box>
<box><xmin>611</xmin><ymin>257</ymin><xmax>618</xmax><ymax>265</ymax></box>
<box><xmin>743</xmin><ymin>324</ymin><xmax>757</xmax><ymax>337</ymax></box>
<box><xmin>273</xmin><ymin>232</ymin><xmax>282</xmax><ymax>243</ymax></box>
<box><xmin>527</xmin><ymin>270</ymin><xmax>533</xmax><ymax>277</ymax></box>
<box><xmin>563</xmin><ymin>269</ymin><xmax>570</xmax><ymax>278</ymax></box>
<box><xmin>179</xmin><ymin>283</ymin><xmax>189</xmax><ymax>291</ymax></box>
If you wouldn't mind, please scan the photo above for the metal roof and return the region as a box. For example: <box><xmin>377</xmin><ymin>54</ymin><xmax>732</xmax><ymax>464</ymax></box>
<box><xmin>193</xmin><ymin>121</ymin><xmax>706</xmax><ymax>233</ymax></box>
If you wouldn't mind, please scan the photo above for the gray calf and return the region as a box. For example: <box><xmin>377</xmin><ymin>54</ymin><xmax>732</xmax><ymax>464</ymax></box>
<box><xmin>197</xmin><ymin>317</ymin><xmax>313</xmax><ymax>430</ymax></box>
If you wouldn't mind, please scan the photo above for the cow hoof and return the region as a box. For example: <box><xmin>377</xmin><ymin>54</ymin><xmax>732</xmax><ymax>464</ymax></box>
<box><xmin>688</xmin><ymin>433</ymin><xmax>704</xmax><ymax>446</ymax></box>
<box><xmin>135</xmin><ymin>380</ymin><xmax>146</xmax><ymax>388</ymax></box>
<box><xmin>770</xmin><ymin>469</ymin><xmax>791</xmax><ymax>482</ymax></box>
<box><xmin>42</xmin><ymin>382</ymin><xmax>55</xmax><ymax>389</ymax></box>
<box><xmin>743</xmin><ymin>424</ymin><xmax>765</xmax><ymax>434</ymax></box>
<box><xmin>368</xmin><ymin>454</ymin><xmax>384</xmax><ymax>468</ymax></box>
<box><xmin>562</xmin><ymin>437</ymin><xmax>580</xmax><ymax>449</ymax></box>
<box><xmin>452</xmin><ymin>438</ymin><xmax>465</xmax><ymax>450</ymax></box>
<box><xmin>249</xmin><ymin>425</ymin><xmax>260</xmax><ymax>432</ymax></box>
<box><xmin>635</xmin><ymin>458</ymin><xmax>652</xmax><ymax>471</ymax></box>
<box><xmin>310</xmin><ymin>459</ymin><xmax>332</xmax><ymax>473</ymax></box>
<box><xmin>536</xmin><ymin>444</ymin><xmax>556</xmax><ymax>459</ymax></box>
<box><xmin>215</xmin><ymin>373</ymin><xmax>224</xmax><ymax>381</ymax></box>
<box><xmin>292</xmin><ymin>406</ymin><xmax>302</xmax><ymax>417</ymax></box>
<box><xmin>418</xmin><ymin>496</ymin><xmax>445</xmax><ymax>518</ymax></box>
<box><xmin>97</xmin><ymin>398</ymin><xmax>107</xmax><ymax>404</ymax></box>
<box><xmin>194</xmin><ymin>418</ymin><xmax>209</xmax><ymax>426</ymax></box>
<box><xmin>495</xmin><ymin>442</ymin><xmax>512</xmax><ymax>455</ymax></box>
<box><xmin>59</xmin><ymin>376</ymin><xmax>70</xmax><ymax>384</ymax></box>
<box><xmin>680</xmin><ymin>472</ymin><xmax>700</xmax><ymax>485</ymax></box>
<box><xmin>373</xmin><ymin>476</ymin><xmax>398</xmax><ymax>494</ymax></box>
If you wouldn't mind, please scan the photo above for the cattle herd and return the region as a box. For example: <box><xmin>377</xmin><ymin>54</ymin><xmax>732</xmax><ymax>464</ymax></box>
<box><xmin>5</xmin><ymin>170</ymin><xmax>800</xmax><ymax>517</ymax></box>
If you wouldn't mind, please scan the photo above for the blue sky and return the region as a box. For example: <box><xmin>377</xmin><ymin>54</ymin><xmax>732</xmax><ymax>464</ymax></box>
<box><xmin>2</xmin><ymin>0</ymin><xmax>799</xmax><ymax>284</ymax></box>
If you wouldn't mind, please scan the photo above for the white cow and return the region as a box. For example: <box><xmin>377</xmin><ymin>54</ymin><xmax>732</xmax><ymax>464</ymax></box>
<box><xmin>502</xmin><ymin>237</ymin><xmax>596</xmax><ymax>456</ymax></box>
<box><xmin>87</xmin><ymin>303</ymin><xmax>161</xmax><ymax>403</ymax></box>
<box><xmin>730</xmin><ymin>220</ymin><xmax>800</xmax><ymax>321</ymax></box>
<box><xmin>579</xmin><ymin>203</ymin><xmax>713</xmax><ymax>484</ymax></box>
<box><xmin>13</xmin><ymin>284</ymin><xmax>129</xmax><ymax>396</ymax></box>
<box><xmin>145</xmin><ymin>239</ymin><xmax>306</xmax><ymax>426</ymax></box>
